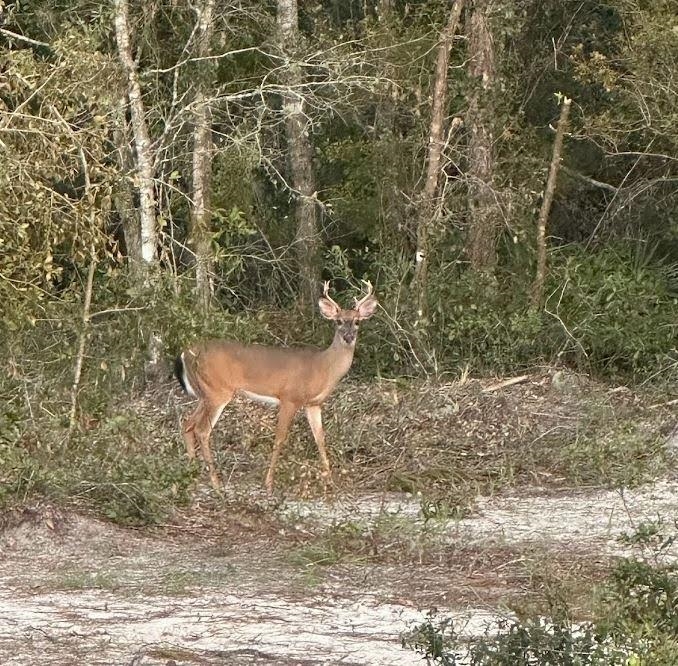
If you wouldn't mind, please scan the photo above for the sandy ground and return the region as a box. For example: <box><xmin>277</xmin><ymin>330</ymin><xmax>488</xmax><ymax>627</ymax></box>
<box><xmin>2</xmin><ymin>478</ymin><xmax>677</xmax><ymax>665</ymax></box>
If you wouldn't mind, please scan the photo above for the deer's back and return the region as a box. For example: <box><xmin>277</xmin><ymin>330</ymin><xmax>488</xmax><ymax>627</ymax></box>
<box><xmin>186</xmin><ymin>339</ymin><xmax>345</xmax><ymax>406</ymax></box>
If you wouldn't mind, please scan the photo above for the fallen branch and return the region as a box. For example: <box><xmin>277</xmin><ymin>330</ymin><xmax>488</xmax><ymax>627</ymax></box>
<box><xmin>649</xmin><ymin>398</ymin><xmax>678</xmax><ymax>410</ymax></box>
<box><xmin>483</xmin><ymin>375</ymin><xmax>530</xmax><ymax>392</ymax></box>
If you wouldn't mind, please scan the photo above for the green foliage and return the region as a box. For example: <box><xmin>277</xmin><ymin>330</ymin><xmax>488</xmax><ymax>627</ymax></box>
<box><xmin>548</xmin><ymin>245</ymin><xmax>678</xmax><ymax>377</ymax></box>
<box><xmin>404</xmin><ymin>527</ymin><xmax>678</xmax><ymax>665</ymax></box>
<box><xmin>469</xmin><ymin>618</ymin><xmax>623</xmax><ymax>665</ymax></box>
<box><xmin>0</xmin><ymin>417</ymin><xmax>197</xmax><ymax>525</ymax></box>
<box><xmin>402</xmin><ymin>612</ymin><xmax>461</xmax><ymax>666</ymax></box>
<box><xmin>545</xmin><ymin>424</ymin><xmax>669</xmax><ymax>489</ymax></box>
<box><xmin>73</xmin><ymin>452</ymin><xmax>198</xmax><ymax>525</ymax></box>
<box><xmin>429</xmin><ymin>269</ymin><xmax>544</xmax><ymax>375</ymax></box>
<box><xmin>414</xmin><ymin>243</ymin><xmax>677</xmax><ymax>380</ymax></box>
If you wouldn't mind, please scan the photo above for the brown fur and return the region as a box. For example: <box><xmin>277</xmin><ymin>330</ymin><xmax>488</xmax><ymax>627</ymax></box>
<box><xmin>176</xmin><ymin>285</ymin><xmax>378</xmax><ymax>493</ymax></box>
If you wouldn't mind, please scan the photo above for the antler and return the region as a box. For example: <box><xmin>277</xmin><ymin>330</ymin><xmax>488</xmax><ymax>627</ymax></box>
<box><xmin>322</xmin><ymin>280</ymin><xmax>342</xmax><ymax>310</ymax></box>
<box><xmin>354</xmin><ymin>280</ymin><xmax>374</xmax><ymax>308</ymax></box>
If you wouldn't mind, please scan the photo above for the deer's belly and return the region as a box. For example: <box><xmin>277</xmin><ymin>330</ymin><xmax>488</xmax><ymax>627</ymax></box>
<box><xmin>241</xmin><ymin>390</ymin><xmax>280</xmax><ymax>406</ymax></box>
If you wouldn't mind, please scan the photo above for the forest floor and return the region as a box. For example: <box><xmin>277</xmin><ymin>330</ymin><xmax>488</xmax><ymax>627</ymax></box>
<box><xmin>1</xmin><ymin>371</ymin><xmax>676</xmax><ymax>665</ymax></box>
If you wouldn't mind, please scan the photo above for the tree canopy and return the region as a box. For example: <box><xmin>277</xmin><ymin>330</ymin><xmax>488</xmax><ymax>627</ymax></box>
<box><xmin>1</xmin><ymin>0</ymin><xmax>676</xmax><ymax>388</ymax></box>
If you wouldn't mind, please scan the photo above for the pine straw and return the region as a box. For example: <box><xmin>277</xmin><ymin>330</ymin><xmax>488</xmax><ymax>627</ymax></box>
<box><xmin>155</xmin><ymin>369</ymin><xmax>674</xmax><ymax>501</ymax></box>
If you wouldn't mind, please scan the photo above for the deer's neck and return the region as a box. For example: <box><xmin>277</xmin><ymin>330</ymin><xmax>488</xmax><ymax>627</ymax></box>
<box><xmin>323</xmin><ymin>331</ymin><xmax>357</xmax><ymax>381</ymax></box>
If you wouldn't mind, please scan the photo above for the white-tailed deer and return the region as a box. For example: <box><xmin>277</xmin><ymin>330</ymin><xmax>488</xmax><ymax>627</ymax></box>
<box><xmin>174</xmin><ymin>282</ymin><xmax>378</xmax><ymax>494</ymax></box>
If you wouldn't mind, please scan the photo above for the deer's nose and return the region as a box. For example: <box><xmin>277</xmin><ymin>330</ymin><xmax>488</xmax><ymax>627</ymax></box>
<box><xmin>342</xmin><ymin>329</ymin><xmax>357</xmax><ymax>344</ymax></box>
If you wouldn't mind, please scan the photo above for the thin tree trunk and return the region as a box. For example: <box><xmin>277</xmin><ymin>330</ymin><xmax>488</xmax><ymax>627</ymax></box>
<box><xmin>66</xmin><ymin>145</ymin><xmax>97</xmax><ymax>447</ymax></box>
<box><xmin>532</xmin><ymin>96</ymin><xmax>571</xmax><ymax>308</ymax></box>
<box><xmin>414</xmin><ymin>0</ymin><xmax>464</xmax><ymax>324</ymax></box>
<box><xmin>67</xmin><ymin>254</ymin><xmax>96</xmax><ymax>444</ymax></box>
<box><xmin>373</xmin><ymin>0</ymin><xmax>405</xmax><ymax>258</ymax></box>
<box><xmin>114</xmin><ymin>0</ymin><xmax>157</xmax><ymax>269</ymax></box>
<box><xmin>112</xmin><ymin>100</ymin><xmax>142</xmax><ymax>272</ymax></box>
<box><xmin>277</xmin><ymin>0</ymin><xmax>320</xmax><ymax>312</ymax></box>
<box><xmin>465</xmin><ymin>0</ymin><xmax>499</xmax><ymax>274</ymax></box>
<box><xmin>190</xmin><ymin>0</ymin><xmax>216</xmax><ymax>313</ymax></box>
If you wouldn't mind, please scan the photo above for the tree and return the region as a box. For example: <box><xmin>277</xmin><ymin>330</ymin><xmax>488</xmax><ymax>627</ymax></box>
<box><xmin>277</xmin><ymin>0</ymin><xmax>320</xmax><ymax>311</ymax></box>
<box><xmin>413</xmin><ymin>0</ymin><xmax>465</xmax><ymax>324</ymax></box>
<box><xmin>190</xmin><ymin>0</ymin><xmax>217</xmax><ymax>313</ymax></box>
<box><xmin>113</xmin><ymin>0</ymin><xmax>158</xmax><ymax>273</ymax></box>
<box><xmin>464</xmin><ymin>0</ymin><xmax>500</xmax><ymax>273</ymax></box>
<box><xmin>532</xmin><ymin>96</ymin><xmax>571</xmax><ymax>308</ymax></box>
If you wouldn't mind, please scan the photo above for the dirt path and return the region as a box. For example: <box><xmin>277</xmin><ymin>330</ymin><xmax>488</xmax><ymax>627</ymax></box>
<box><xmin>2</xmin><ymin>478</ymin><xmax>678</xmax><ymax>665</ymax></box>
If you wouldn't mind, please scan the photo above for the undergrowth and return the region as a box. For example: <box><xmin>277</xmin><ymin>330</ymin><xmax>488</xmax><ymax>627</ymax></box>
<box><xmin>0</xmin><ymin>245</ymin><xmax>675</xmax><ymax>521</ymax></box>
<box><xmin>403</xmin><ymin>522</ymin><xmax>678</xmax><ymax>665</ymax></box>
<box><xmin>0</xmin><ymin>414</ymin><xmax>197</xmax><ymax>525</ymax></box>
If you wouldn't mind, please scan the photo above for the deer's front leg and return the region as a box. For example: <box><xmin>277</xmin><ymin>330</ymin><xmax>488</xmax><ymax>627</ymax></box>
<box><xmin>305</xmin><ymin>405</ymin><xmax>332</xmax><ymax>483</ymax></box>
<box><xmin>265</xmin><ymin>402</ymin><xmax>298</xmax><ymax>494</ymax></box>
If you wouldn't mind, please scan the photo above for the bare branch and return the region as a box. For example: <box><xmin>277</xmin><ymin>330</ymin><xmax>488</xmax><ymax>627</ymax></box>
<box><xmin>0</xmin><ymin>27</ymin><xmax>51</xmax><ymax>49</ymax></box>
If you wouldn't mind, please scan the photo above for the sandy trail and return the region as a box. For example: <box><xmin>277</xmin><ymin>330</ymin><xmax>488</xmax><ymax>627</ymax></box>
<box><xmin>1</xmin><ymin>479</ymin><xmax>677</xmax><ymax>665</ymax></box>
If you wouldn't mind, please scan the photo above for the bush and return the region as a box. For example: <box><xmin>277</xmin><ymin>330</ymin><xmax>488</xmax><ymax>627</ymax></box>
<box><xmin>547</xmin><ymin>244</ymin><xmax>678</xmax><ymax>378</ymax></box>
<box><xmin>403</xmin><ymin>524</ymin><xmax>678</xmax><ymax>665</ymax></box>
<box><xmin>419</xmin><ymin>243</ymin><xmax>677</xmax><ymax>380</ymax></box>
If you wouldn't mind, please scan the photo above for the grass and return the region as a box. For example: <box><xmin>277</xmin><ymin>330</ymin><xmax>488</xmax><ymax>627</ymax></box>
<box><xmin>1</xmin><ymin>363</ymin><xmax>674</xmax><ymax>525</ymax></box>
<box><xmin>283</xmin><ymin>504</ymin><xmax>614</xmax><ymax>615</ymax></box>
<box><xmin>51</xmin><ymin>568</ymin><xmax>121</xmax><ymax>592</ymax></box>
<box><xmin>49</xmin><ymin>563</ymin><xmax>237</xmax><ymax>596</ymax></box>
<box><xmin>155</xmin><ymin>565</ymin><xmax>238</xmax><ymax>595</ymax></box>
<box><xmin>0</xmin><ymin>406</ymin><xmax>198</xmax><ymax>525</ymax></box>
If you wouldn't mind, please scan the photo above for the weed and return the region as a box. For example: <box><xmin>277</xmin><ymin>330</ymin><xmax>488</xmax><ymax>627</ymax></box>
<box><xmin>52</xmin><ymin>569</ymin><xmax>120</xmax><ymax>592</ymax></box>
<box><xmin>402</xmin><ymin>611</ymin><xmax>462</xmax><ymax>666</ymax></box>
<box><xmin>558</xmin><ymin>430</ymin><xmax>669</xmax><ymax>488</ymax></box>
<box><xmin>404</xmin><ymin>524</ymin><xmax>678</xmax><ymax>665</ymax></box>
<box><xmin>156</xmin><ymin>566</ymin><xmax>237</xmax><ymax>595</ymax></box>
<box><xmin>288</xmin><ymin>520</ymin><xmax>367</xmax><ymax>568</ymax></box>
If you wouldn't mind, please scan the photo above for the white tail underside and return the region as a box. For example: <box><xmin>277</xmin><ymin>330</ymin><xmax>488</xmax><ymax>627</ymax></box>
<box><xmin>181</xmin><ymin>352</ymin><xmax>198</xmax><ymax>397</ymax></box>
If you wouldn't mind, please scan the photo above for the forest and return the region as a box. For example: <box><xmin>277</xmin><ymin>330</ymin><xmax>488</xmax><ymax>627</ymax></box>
<box><xmin>2</xmin><ymin>0</ymin><xmax>676</xmax><ymax>386</ymax></box>
<box><xmin>1</xmin><ymin>2</ymin><xmax>678</xmax><ymax>663</ymax></box>
<box><xmin>2</xmin><ymin>0</ymin><xmax>677</xmax><ymax>501</ymax></box>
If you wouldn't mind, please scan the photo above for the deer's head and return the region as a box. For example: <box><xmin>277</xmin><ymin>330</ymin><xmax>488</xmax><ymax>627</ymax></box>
<box><xmin>318</xmin><ymin>281</ymin><xmax>378</xmax><ymax>347</ymax></box>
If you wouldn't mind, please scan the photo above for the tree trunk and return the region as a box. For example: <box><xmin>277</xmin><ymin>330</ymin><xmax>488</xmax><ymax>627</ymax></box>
<box><xmin>277</xmin><ymin>0</ymin><xmax>320</xmax><ymax>312</ymax></box>
<box><xmin>532</xmin><ymin>96</ymin><xmax>572</xmax><ymax>308</ymax></box>
<box><xmin>465</xmin><ymin>0</ymin><xmax>499</xmax><ymax>274</ymax></box>
<box><xmin>190</xmin><ymin>0</ymin><xmax>216</xmax><ymax>313</ymax></box>
<box><xmin>373</xmin><ymin>0</ymin><xmax>405</xmax><ymax>260</ymax></box>
<box><xmin>113</xmin><ymin>0</ymin><xmax>157</xmax><ymax>269</ymax></box>
<box><xmin>413</xmin><ymin>0</ymin><xmax>464</xmax><ymax>324</ymax></box>
<box><xmin>112</xmin><ymin>100</ymin><xmax>142</xmax><ymax>273</ymax></box>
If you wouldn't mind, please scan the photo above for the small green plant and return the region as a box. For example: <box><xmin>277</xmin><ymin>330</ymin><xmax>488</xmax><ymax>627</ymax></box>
<box><xmin>288</xmin><ymin>520</ymin><xmax>367</xmax><ymax>568</ymax></box>
<box><xmin>618</xmin><ymin>518</ymin><xmax>676</xmax><ymax>554</ymax></box>
<box><xmin>404</xmin><ymin>523</ymin><xmax>678</xmax><ymax>665</ymax></box>
<box><xmin>53</xmin><ymin>569</ymin><xmax>120</xmax><ymax>592</ymax></box>
<box><xmin>156</xmin><ymin>566</ymin><xmax>237</xmax><ymax>595</ymax></box>
<box><xmin>402</xmin><ymin>612</ymin><xmax>463</xmax><ymax>666</ymax></box>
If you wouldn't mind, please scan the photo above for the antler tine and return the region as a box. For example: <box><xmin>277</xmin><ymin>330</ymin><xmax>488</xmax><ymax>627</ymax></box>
<box><xmin>354</xmin><ymin>280</ymin><xmax>374</xmax><ymax>308</ymax></box>
<box><xmin>322</xmin><ymin>280</ymin><xmax>342</xmax><ymax>308</ymax></box>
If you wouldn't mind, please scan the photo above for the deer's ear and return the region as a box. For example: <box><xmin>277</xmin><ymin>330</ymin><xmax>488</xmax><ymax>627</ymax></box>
<box><xmin>356</xmin><ymin>295</ymin><xmax>378</xmax><ymax>320</ymax></box>
<box><xmin>318</xmin><ymin>297</ymin><xmax>341</xmax><ymax>320</ymax></box>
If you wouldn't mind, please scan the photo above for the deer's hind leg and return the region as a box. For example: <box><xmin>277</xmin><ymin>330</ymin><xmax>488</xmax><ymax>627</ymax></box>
<box><xmin>181</xmin><ymin>403</ymin><xmax>206</xmax><ymax>461</ymax></box>
<box><xmin>184</xmin><ymin>395</ymin><xmax>233</xmax><ymax>489</ymax></box>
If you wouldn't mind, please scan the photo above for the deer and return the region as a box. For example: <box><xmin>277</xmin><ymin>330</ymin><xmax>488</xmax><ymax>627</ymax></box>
<box><xmin>174</xmin><ymin>281</ymin><xmax>378</xmax><ymax>494</ymax></box>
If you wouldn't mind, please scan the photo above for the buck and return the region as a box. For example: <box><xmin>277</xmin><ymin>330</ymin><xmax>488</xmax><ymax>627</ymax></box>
<box><xmin>174</xmin><ymin>282</ymin><xmax>378</xmax><ymax>493</ymax></box>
